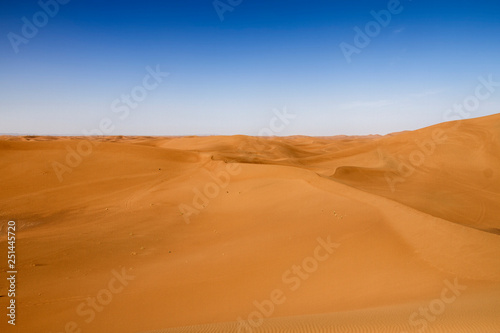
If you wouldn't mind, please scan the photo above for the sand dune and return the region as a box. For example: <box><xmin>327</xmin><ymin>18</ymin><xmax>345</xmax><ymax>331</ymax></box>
<box><xmin>1</xmin><ymin>114</ymin><xmax>499</xmax><ymax>332</ymax></box>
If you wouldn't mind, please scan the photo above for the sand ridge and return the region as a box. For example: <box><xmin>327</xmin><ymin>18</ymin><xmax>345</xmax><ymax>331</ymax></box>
<box><xmin>0</xmin><ymin>114</ymin><xmax>499</xmax><ymax>332</ymax></box>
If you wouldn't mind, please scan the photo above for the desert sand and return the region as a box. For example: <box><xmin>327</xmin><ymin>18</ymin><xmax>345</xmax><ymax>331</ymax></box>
<box><xmin>1</xmin><ymin>114</ymin><xmax>499</xmax><ymax>332</ymax></box>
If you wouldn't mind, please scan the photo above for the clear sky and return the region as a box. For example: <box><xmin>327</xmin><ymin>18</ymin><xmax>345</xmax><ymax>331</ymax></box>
<box><xmin>1</xmin><ymin>0</ymin><xmax>499</xmax><ymax>136</ymax></box>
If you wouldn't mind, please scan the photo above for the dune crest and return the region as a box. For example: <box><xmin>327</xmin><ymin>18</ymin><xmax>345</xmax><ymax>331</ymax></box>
<box><xmin>1</xmin><ymin>115</ymin><xmax>499</xmax><ymax>332</ymax></box>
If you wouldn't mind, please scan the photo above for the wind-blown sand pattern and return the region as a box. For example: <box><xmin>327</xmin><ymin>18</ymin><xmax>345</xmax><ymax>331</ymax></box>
<box><xmin>0</xmin><ymin>114</ymin><xmax>499</xmax><ymax>332</ymax></box>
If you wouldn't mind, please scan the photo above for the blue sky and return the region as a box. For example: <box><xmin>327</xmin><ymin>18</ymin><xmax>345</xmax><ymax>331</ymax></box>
<box><xmin>1</xmin><ymin>0</ymin><xmax>499</xmax><ymax>136</ymax></box>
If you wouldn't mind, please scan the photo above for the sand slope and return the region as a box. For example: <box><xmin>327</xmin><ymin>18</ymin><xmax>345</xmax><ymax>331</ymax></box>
<box><xmin>0</xmin><ymin>114</ymin><xmax>499</xmax><ymax>332</ymax></box>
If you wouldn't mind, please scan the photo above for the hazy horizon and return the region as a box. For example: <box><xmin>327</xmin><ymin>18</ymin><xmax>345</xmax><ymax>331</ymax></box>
<box><xmin>1</xmin><ymin>112</ymin><xmax>498</xmax><ymax>137</ymax></box>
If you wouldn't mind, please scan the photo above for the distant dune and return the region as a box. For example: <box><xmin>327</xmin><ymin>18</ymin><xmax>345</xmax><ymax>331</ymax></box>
<box><xmin>1</xmin><ymin>114</ymin><xmax>499</xmax><ymax>332</ymax></box>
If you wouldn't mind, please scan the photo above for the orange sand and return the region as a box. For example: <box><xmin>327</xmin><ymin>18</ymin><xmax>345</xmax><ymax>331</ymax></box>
<box><xmin>1</xmin><ymin>114</ymin><xmax>499</xmax><ymax>332</ymax></box>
